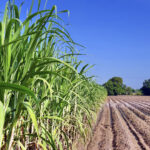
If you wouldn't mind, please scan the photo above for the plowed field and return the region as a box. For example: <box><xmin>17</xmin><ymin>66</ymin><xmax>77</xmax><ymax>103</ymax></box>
<box><xmin>87</xmin><ymin>96</ymin><xmax>150</xmax><ymax>150</ymax></box>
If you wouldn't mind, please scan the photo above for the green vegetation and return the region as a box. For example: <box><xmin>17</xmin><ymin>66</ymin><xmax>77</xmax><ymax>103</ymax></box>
<box><xmin>103</xmin><ymin>77</ymin><xmax>134</xmax><ymax>96</ymax></box>
<box><xmin>141</xmin><ymin>79</ymin><xmax>150</xmax><ymax>95</ymax></box>
<box><xmin>0</xmin><ymin>1</ymin><xmax>107</xmax><ymax>149</ymax></box>
<box><xmin>133</xmin><ymin>89</ymin><xmax>143</xmax><ymax>96</ymax></box>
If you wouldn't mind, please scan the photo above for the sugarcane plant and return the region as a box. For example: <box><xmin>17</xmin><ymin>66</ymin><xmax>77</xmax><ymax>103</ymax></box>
<box><xmin>0</xmin><ymin>0</ymin><xmax>107</xmax><ymax>149</ymax></box>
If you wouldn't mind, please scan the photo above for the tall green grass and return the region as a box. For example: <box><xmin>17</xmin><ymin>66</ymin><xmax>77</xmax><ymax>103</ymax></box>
<box><xmin>0</xmin><ymin>0</ymin><xmax>107</xmax><ymax>149</ymax></box>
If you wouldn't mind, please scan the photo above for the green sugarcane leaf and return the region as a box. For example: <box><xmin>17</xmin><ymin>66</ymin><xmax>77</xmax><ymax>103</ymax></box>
<box><xmin>0</xmin><ymin>82</ymin><xmax>38</xmax><ymax>101</ymax></box>
<box><xmin>22</xmin><ymin>102</ymin><xmax>39</xmax><ymax>135</ymax></box>
<box><xmin>40</xmin><ymin>116</ymin><xmax>64</xmax><ymax>121</ymax></box>
<box><xmin>35</xmin><ymin>57</ymin><xmax>79</xmax><ymax>75</ymax></box>
<box><xmin>0</xmin><ymin>101</ymin><xmax>5</xmax><ymax>148</ymax></box>
<box><xmin>17</xmin><ymin>141</ymin><xmax>26</xmax><ymax>150</ymax></box>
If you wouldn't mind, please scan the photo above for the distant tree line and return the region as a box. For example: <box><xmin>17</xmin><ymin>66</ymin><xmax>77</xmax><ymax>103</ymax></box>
<box><xmin>103</xmin><ymin>76</ymin><xmax>149</xmax><ymax>96</ymax></box>
<box><xmin>140</xmin><ymin>79</ymin><xmax>150</xmax><ymax>95</ymax></box>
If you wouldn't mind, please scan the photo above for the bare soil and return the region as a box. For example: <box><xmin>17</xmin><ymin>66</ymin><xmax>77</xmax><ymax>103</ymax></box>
<box><xmin>86</xmin><ymin>96</ymin><xmax>150</xmax><ymax>150</ymax></box>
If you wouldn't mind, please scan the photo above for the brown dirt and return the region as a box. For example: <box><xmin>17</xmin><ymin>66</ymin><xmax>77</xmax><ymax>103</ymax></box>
<box><xmin>84</xmin><ymin>96</ymin><xmax>150</xmax><ymax>150</ymax></box>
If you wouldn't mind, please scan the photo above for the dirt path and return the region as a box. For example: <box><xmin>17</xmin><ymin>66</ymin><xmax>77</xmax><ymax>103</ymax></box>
<box><xmin>86</xmin><ymin>96</ymin><xmax>150</xmax><ymax>150</ymax></box>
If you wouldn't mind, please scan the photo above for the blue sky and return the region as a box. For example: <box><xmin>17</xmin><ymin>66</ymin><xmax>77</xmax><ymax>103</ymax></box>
<box><xmin>1</xmin><ymin>0</ymin><xmax>150</xmax><ymax>89</ymax></box>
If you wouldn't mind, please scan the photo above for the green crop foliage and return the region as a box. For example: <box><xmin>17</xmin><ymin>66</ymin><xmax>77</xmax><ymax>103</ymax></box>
<box><xmin>0</xmin><ymin>0</ymin><xmax>107</xmax><ymax>149</ymax></box>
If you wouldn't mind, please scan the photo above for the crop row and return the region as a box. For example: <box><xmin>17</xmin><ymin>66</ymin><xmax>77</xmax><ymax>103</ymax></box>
<box><xmin>88</xmin><ymin>96</ymin><xmax>150</xmax><ymax>150</ymax></box>
<box><xmin>0</xmin><ymin>1</ymin><xmax>107</xmax><ymax>150</ymax></box>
